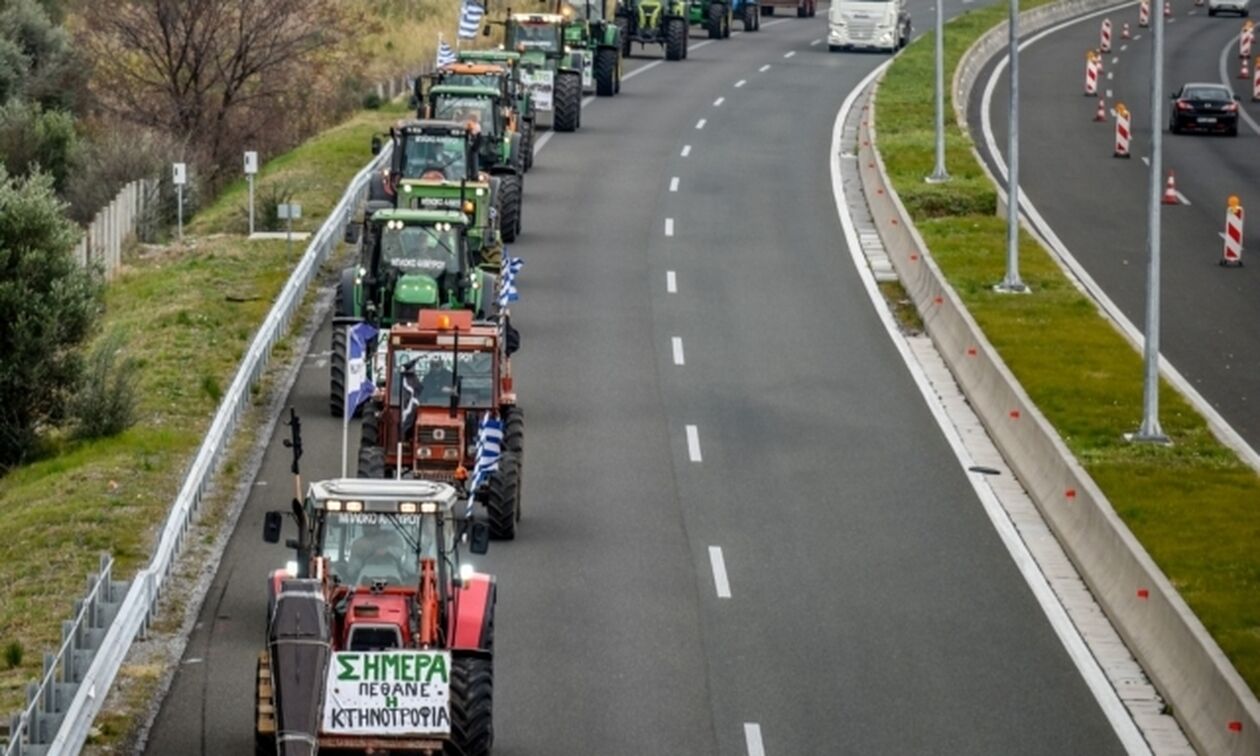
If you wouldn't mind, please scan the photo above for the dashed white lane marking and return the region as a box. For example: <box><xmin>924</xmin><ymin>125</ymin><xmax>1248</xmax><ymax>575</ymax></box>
<box><xmin>1106</xmin><ymin>88</ymin><xmax>1113</xmax><ymax>98</ymax></box>
<box><xmin>670</xmin><ymin>176</ymin><xmax>680</xmax><ymax>192</ymax></box>
<box><xmin>666</xmin><ymin>270</ymin><xmax>677</xmax><ymax>293</ymax></box>
<box><xmin>735</xmin><ymin>79</ymin><xmax>747</xmax><ymax>87</ymax></box>
<box><xmin>1107</xmin><ymin>71</ymin><xmax>1114</xmax><ymax>80</ymax></box>
<box><xmin>685</xmin><ymin>425</ymin><xmax>702</xmax><ymax>462</ymax></box>
<box><xmin>714</xmin><ymin>96</ymin><xmax>725</xmax><ymax>106</ymax></box>
<box><xmin>1141</xmin><ymin>156</ymin><xmax>1151</xmax><ymax>166</ymax></box>
<box><xmin>709</xmin><ymin>546</ymin><xmax>732</xmax><ymax>598</ymax></box>
<box><xmin>1168</xmin><ymin>17</ymin><xmax>1175</xmax><ymax>22</ymax></box>
<box><xmin>759</xmin><ymin>64</ymin><xmax>772</xmax><ymax>72</ymax></box>
<box><xmin>1111</xmin><ymin>56</ymin><xmax>1119</xmax><ymax>64</ymax></box>
<box><xmin>696</xmin><ymin>118</ymin><xmax>707</xmax><ymax>129</ymax></box>
<box><xmin>672</xmin><ymin>337</ymin><xmax>685</xmax><ymax>365</ymax></box>
<box><xmin>811</xmin><ymin>38</ymin><xmax>823</xmax><ymax>45</ymax></box>
<box><xmin>1121</xmin><ymin>43</ymin><xmax>1128</xmax><ymax>51</ymax></box>
<box><xmin>744</xmin><ymin>723</ymin><xmax>765</xmax><ymax>756</ymax></box>
<box><xmin>681</xmin><ymin>144</ymin><xmax>692</xmax><ymax>157</ymax></box>
<box><xmin>665</xmin><ymin>217</ymin><xmax>675</xmax><ymax>236</ymax></box>
<box><xmin>784</xmin><ymin>50</ymin><xmax>796</xmax><ymax>58</ymax></box>
<box><xmin>1174</xmin><ymin>190</ymin><xmax>1191</xmax><ymax>205</ymax></box>
<box><xmin>1134</xmin><ymin>33</ymin><xmax>1142</xmax><ymax>39</ymax></box>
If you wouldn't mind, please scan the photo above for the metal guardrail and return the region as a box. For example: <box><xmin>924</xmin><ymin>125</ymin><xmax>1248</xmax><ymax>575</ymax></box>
<box><xmin>3</xmin><ymin>145</ymin><xmax>391</xmax><ymax>756</ymax></box>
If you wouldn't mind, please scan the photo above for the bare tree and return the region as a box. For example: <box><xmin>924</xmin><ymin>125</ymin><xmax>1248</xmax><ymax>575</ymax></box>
<box><xmin>83</xmin><ymin>0</ymin><xmax>351</xmax><ymax>183</ymax></box>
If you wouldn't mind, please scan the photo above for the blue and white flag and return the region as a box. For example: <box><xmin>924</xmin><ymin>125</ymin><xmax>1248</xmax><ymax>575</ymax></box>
<box><xmin>496</xmin><ymin>256</ymin><xmax>522</xmax><ymax>309</ymax></box>
<box><xmin>345</xmin><ymin>322</ymin><xmax>378</xmax><ymax>420</ymax></box>
<box><xmin>466</xmin><ymin>412</ymin><xmax>504</xmax><ymax>513</ymax></box>
<box><xmin>437</xmin><ymin>38</ymin><xmax>457</xmax><ymax>67</ymax></box>
<box><xmin>458</xmin><ymin>0</ymin><xmax>486</xmax><ymax>39</ymax></box>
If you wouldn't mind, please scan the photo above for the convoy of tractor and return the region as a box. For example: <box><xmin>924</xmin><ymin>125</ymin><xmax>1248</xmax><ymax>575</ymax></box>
<box><xmin>260</xmin><ymin>3</ymin><xmax>825</xmax><ymax>752</ymax></box>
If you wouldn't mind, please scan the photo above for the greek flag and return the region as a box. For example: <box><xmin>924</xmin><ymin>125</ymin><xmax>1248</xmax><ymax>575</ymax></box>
<box><xmin>466</xmin><ymin>412</ymin><xmax>504</xmax><ymax>513</ymax></box>
<box><xmin>458</xmin><ymin>0</ymin><xmax>486</xmax><ymax>39</ymax></box>
<box><xmin>437</xmin><ymin>39</ymin><xmax>457</xmax><ymax>67</ymax></box>
<box><xmin>345</xmin><ymin>322</ymin><xmax>378</xmax><ymax>420</ymax></box>
<box><xmin>399</xmin><ymin>359</ymin><xmax>424</xmax><ymax>438</ymax></box>
<box><xmin>497</xmin><ymin>256</ymin><xmax>523</xmax><ymax>309</ymax></box>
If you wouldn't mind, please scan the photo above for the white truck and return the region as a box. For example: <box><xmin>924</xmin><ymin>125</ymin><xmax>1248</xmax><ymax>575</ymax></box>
<box><xmin>827</xmin><ymin>0</ymin><xmax>910</xmax><ymax>52</ymax></box>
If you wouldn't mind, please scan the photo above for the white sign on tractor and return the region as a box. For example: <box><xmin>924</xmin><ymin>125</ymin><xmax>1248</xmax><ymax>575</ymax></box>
<box><xmin>321</xmin><ymin>650</ymin><xmax>452</xmax><ymax>736</ymax></box>
<box><xmin>520</xmin><ymin>69</ymin><xmax>554</xmax><ymax>111</ymax></box>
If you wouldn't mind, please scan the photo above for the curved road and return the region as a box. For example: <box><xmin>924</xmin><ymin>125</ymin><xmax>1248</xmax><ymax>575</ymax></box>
<box><xmin>978</xmin><ymin>2</ymin><xmax>1260</xmax><ymax>449</ymax></box>
<box><xmin>146</xmin><ymin>10</ymin><xmax>1128</xmax><ymax>755</ymax></box>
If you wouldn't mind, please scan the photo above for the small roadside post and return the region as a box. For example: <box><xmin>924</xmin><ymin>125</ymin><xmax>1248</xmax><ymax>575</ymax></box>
<box><xmin>278</xmin><ymin>202</ymin><xmax>302</xmax><ymax>258</ymax></box>
<box><xmin>172</xmin><ymin>162</ymin><xmax>187</xmax><ymax>242</ymax></box>
<box><xmin>244</xmin><ymin>151</ymin><xmax>259</xmax><ymax>235</ymax></box>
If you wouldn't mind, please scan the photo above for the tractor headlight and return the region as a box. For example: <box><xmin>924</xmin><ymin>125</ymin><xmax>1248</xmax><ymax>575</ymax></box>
<box><xmin>326</xmin><ymin>500</ymin><xmax>343</xmax><ymax>511</ymax></box>
<box><xmin>399</xmin><ymin>501</ymin><xmax>419</xmax><ymax>513</ymax></box>
<box><xmin>475</xmin><ymin>187</ymin><xmax>486</xmax><ymax>197</ymax></box>
<box><xmin>284</xmin><ymin>560</ymin><xmax>298</xmax><ymax>577</ymax></box>
<box><xmin>444</xmin><ymin>447</ymin><xmax>461</xmax><ymax>460</ymax></box>
<box><xmin>459</xmin><ymin>563</ymin><xmax>476</xmax><ymax>582</ymax></box>
<box><xmin>403</xmin><ymin>184</ymin><xmax>412</xmax><ymax>193</ymax></box>
<box><xmin>345</xmin><ymin>500</ymin><xmax>364</xmax><ymax>512</ymax></box>
<box><xmin>418</xmin><ymin>447</ymin><xmax>433</xmax><ymax>459</ymax></box>
<box><xmin>420</xmin><ymin>501</ymin><xmax>440</xmax><ymax>514</ymax></box>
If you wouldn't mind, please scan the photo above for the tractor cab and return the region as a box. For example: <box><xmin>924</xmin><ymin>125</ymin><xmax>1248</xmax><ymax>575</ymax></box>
<box><xmin>425</xmin><ymin>85</ymin><xmax>523</xmax><ymax>178</ymax></box>
<box><xmin>506</xmin><ymin>13</ymin><xmax>568</xmax><ymax>57</ymax></box>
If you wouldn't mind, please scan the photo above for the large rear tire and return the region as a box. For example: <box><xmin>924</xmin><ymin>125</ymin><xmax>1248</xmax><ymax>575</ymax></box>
<box><xmin>744</xmin><ymin>2</ymin><xmax>760</xmax><ymax>30</ymax></box>
<box><xmin>553</xmin><ymin>71</ymin><xmax>581</xmax><ymax>132</ymax></box>
<box><xmin>665</xmin><ymin>18</ymin><xmax>686</xmax><ymax>60</ymax></box>
<box><xmin>500</xmin><ymin>406</ymin><xmax>524</xmax><ymax>453</ymax></box>
<box><xmin>709</xmin><ymin>2</ymin><xmax>727</xmax><ymax>38</ymax></box>
<box><xmin>615</xmin><ymin>16</ymin><xmax>631</xmax><ymax>58</ymax></box>
<box><xmin>357</xmin><ymin>444</ymin><xmax>385</xmax><ymax>479</ymax></box>
<box><xmin>498</xmin><ymin>174</ymin><xmax>522</xmax><ymax>242</ymax></box>
<box><xmin>445</xmin><ymin>656</ymin><xmax>493</xmax><ymax>756</ymax></box>
<box><xmin>483</xmin><ymin>451</ymin><xmax>520</xmax><ymax>540</ymax></box>
<box><xmin>521</xmin><ymin>118</ymin><xmax>535</xmax><ymax>171</ymax></box>
<box><xmin>595</xmin><ymin>47</ymin><xmax>618</xmax><ymax>96</ymax></box>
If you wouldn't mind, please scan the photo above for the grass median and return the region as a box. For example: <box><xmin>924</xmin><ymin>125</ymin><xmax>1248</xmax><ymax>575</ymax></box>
<box><xmin>0</xmin><ymin>102</ymin><xmax>409</xmax><ymax>716</ymax></box>
<box><xmin>876</xmin><ymin>1</ymin><xmax>1260</xmax><ymax>694</ymax></box>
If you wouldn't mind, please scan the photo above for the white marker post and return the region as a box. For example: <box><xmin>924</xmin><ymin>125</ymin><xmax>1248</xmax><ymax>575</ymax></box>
<box><xmin>172</xmin><ymin>162</ymin><xmax>187</xmax><ymax>241</ymax></box>
<box><xmin>278</xmin><ymin>202</ymin><xmax>301</xmax><ymax>258</ymax></box>
<box><xmin>244</xmin><ymin>151</ymin><xmax>258</xmax><ymax>236</ymax></box>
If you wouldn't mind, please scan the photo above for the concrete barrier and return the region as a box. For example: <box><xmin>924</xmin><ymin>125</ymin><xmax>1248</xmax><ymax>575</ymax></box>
<box><xmin>865</xmin><ymin>22</ymin><xmax>1260</xmax><ymax>751</ymax></box>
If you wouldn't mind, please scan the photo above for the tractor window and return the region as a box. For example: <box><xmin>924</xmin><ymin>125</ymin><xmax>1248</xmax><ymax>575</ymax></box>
<box><xmin>319</xmin><ymin>512</ymin><xmax>442</xmax><ymax>586</ymax></box>
<box><xmin>379</xmin><ymin>224</ymin><xmax>460</xmax><ymax>275</ymax></box>
<box><xmin>444</xmin><ymin>73</ymin><xmax>503</xmax><ymax>91</ymax></box>
<box><xmin>401</xmin><ymin>134</ymin><xmax>467</xmax><ymax>180</ymax></box>
<box><xmin>565</xmin><ymin>0</ymin><xmax>603</xmax><ymax>21</ymax></box>
<box><xmin>433</xmin><ymin>96</ymin><xmax>496</xmax><ymax>135</ymax></box>
<box><xmin>508</xmin><ymin>23</ymin><xmax>561</xmax><ymax>52</ymax></box>
<box><xmin>390</xmin><ymin>350</ymin><xmax>496</xmax><ymax>409</ymax></box>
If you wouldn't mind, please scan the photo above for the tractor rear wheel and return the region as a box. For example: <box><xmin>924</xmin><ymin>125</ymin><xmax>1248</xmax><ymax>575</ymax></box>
<box><xmin>615</xmin><ymin>16</ymin><xmax>631</xmax><ymax>57</ymax></box>
<box><xmin>500</xmin><ymin>406</ymin><xmax>524</xmax><ymax>453</ymax></box>
<box><xmin>445</xmin><ymin>656</ymin><xmax>493</xmax><ymax>756</ymax></box>
<box><xmin>330</xmin><ymin>325</ymin><xmax>347</xmax><ymax>417</ymax></box>
<box><xmin>358</xmin><ymin>444</ymin><xmax>385</xmax><ymax>479</ymax></box>
<box><xmin>708</xmin><ymin>2</ymin><xmax>727</xmax><ymax>38</ymax></box>
<box><xmin>360</xmin><ymin>405</ymin><xmax>380</xmax><ymax>447</ymax></box>
<box><xmin>521</xmin><ymin>118</ymin><xmax>535</xmax><ymax>171</ymax></box>
<box><xmin>553</xmin><ymin>71</ymin><xmax>581</xmax><ymax>132</ymax></box>
<box><xmin>744</xmin><ymin>2</ymin><xmax>760</xmax><ymax>30</ymax></box>
<box><xmin>484</xmin><ymin>451</ymin><xmax>520</xmax><ymax>539</ymax></box>
<box><xmin>595</xmin><ymin>47</ymin><xmax>618</xmax><ymax>96</ymax></box>
<box><xmin>498</xmin><ymin>174</ymin><xmax>522</xmax><ymax>243</ymax></box>
<box><xmin>665</xmin><ymin>18</ymin><xmax>686</xmax><ymax>60</ymax></box>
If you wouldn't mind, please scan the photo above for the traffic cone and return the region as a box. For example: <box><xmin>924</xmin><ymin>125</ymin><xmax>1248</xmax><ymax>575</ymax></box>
<box><xmin>1221</xmin><ymin>196</ymin><xmax>1244</xmax><ymax>266</ymax></box>
<box><xmin>1094</xmin><ymin>98</ymin><xmax>1108</xmax><ymax>121</ymax></box>
<box><xmin>1242</xmin><ymin>56</ymin><xmax>1251</xmax><ymax>80</ymax></box>
<box><xmin>1122</xmin><ymin>22</ymin><xmax>1132</xmax><ymax>39</ymax></box>
<box><xmin>1161</xmin><ymin>171</ymin><xmax>1179</xmax><ymax>205</ymax></box>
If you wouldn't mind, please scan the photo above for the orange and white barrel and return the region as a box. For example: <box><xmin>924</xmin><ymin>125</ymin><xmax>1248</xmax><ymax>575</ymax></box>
<box><xmin>1114</xmin><ymin>103</ymin><xmax>1132</xmax><ymax>158</ymax></box>
<box><xmin>1222</xmin><ymin>196</ymin><xmax>1244</xmax><ymax>266</ymax></box>
<box><xmin>1101</xmin><ymin>19</ymin><xmax>1113</xmax><ymax>52</ymax></box>
<box><xmin>1085</xmin><ymin>51</ymin><xmax>1101</xmax><ymax>95</ymax></box>
<box><xmin>1139</xmin><ymin>0</ymin><xmax>1150</xmax><ymax>26</ymax></box>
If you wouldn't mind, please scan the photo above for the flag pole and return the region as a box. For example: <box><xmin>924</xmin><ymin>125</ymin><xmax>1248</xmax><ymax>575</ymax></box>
<box><xmin>341</xmin><ymin>325</ymin><xmax>350</xmax><ymax>478</ymax></box>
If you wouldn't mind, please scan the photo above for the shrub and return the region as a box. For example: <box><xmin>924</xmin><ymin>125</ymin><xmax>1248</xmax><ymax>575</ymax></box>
<box><xmin>69</xmin><ymin>330</ymin><xmax>139</xmax><ymax>440</ymax></box>
<box><xmin>0</xmin><ymin>99</ymin><xmax>81</xmax><ymax>192</ymax></box>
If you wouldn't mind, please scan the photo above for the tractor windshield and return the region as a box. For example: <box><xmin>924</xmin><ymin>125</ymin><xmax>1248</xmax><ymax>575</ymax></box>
<box><xmin>433</xmin><ymin>96</ymin><xmax>497</xmax><ymax>136</ymax></box>
<box><xmin>444</xmin><ymin>73</ymin><xmax>504</xmax><ymax>91</ymax></box>
<box><xmin>390</xmin><ymin>350</ymin><xmax>496</xmax><ymax>409</ymax></box>
<box><xmin>508</xmin><ymin>23</ymin><xmax>562</xmax><ymax>52</ymax></box>
<box><xmin>379</xmin><ymin>224</ymin><xmax>461</xmax><ymax>275</ymax></box>
<box><xmin>401</xmin><ymin>134</ymin><xmax>467</xmax><ymax>180</ymax></box>
<box><xmin>318</xmin><ymin>512</ymin><xmax>452</xmax><ymax>587</ymax></box>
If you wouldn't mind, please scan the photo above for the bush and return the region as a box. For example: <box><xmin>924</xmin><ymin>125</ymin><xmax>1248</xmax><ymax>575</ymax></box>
<box><xmin>362</xmin><ymin>90</ymin><xmax>383</xmax><ymax>110</ymax></box>
<box><xmin>0</xmin><ymin>167</ymin><xmax>99</xmax><ymax>469</ymax></box>
<box><xmin>0</xmin><ymin>99</ymin><xmax>80</xmax><ymax>192</ymax></box>
<box><xmin>69</xmin><ymin>330</ymin><xmax>139</xmax><ymax>440</ymax></box>
<box><xmin>2</xmin><ymin>639</ymin><xmax>21</xmax><ymax>669</ymax></box>
<box><xmin>240</xmin><ymin>181</ymin><xmax>298</xmax><ymax>233</ymax></box>
<box><xmin>61</xmin><ymin>128</ymin><xmax>176</xmax><ymax>224</ymax></box>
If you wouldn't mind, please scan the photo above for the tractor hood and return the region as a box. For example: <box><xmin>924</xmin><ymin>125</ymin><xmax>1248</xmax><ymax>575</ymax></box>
<box><xmin>394</xmin><ymin>273</ymin><xmax>441</xmax><ymax>306</ymax></box>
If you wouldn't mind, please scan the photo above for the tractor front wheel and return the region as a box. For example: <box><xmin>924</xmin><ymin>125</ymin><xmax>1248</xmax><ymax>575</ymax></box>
<box><xmin>595</xmin><ymin>47</ymin><xmax>618</xmax><ymax>96</ymax></box>
<box><xmin>744</xmin><ymin>2</ymin><xmax>760</xmax><ymax>30</ymax></box>
<box><xmin>498</xmin><ymin>174</ymin><xmax>522</xmax><ymax>243</ymax></box>
<box><xmin>330</xmin><ymin>326</ymin><xmax>347</xmax><ymax>418</ymax></box>
<box><xmin>484</xmin><ymin>451</ymin><xmax>520</xmax><ymax>539</ymax></box>
<box><xmin>615</xmin><ymin>16</ymin><xmax>631</xmax><ymax>57</ymax></box>
<box><xmin>521</xmin><ymin>118</ymin><xmax>535</xmax><ymax>171</ymax></box>
<box><xmin>501</xmin><ymin>405</ymin><xmax>524</xmax><ymax>453</ymax></box>
<box><xmin>553</xmin><ymin>71</ymin><xmax>581</xmax><ymax>132</ymax></box>
<box><xmin>358</xmin><ymin>444</ymin><xmax>385</xmax><ymax>479</ymax></box>
<box><xmin>665</xmin><ymin>18</ymin><xmax>687</xmax><ymax>60</ymax></box>
<box><xmin>445</xmin><ymin>655</ymin><xmax>493</xmax><ymax>756</ymax></box>
<box><xmin>708</xmin><ymin>2</ymin><xmax>727</xmax><ymax>38</ymax></box>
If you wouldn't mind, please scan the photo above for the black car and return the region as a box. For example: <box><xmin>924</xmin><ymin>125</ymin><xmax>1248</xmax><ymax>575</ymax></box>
<box><xmin>1169</xmin><ymin>83</ymin><xmax>1241</xmax><ymax>136</ymax></box>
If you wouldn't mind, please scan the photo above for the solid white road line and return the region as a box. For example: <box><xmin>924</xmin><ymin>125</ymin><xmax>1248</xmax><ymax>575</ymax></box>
<box><xmin>672</xmin><ymin>337</ymin><xmax>685</xmax><ymax>365</ymax></box>
<box><xmin>681</xmin><ymin>144</ymin><xmax>692</xmax><ymax>157</ymax></box>
<box><xmin>1218</xmin><ymin>37</ymin><xmax>1260</xmax><ymax>135</ymax></box>
<box><xmin>714</xmin><ymin>96</ymin><xmax>725</xmax><ymax>106</ymax></box>
<box><xmin>709</xmin><ymin>546</ymin><xmax>732</xmax><ymax>598</ymax></box>
<box><xmin>735</xmin><ymin>79</ymin><xmax>747</xmax><ymax>87</ymax></box>
<box><xmin>666</xmin><ymin>270</ymin><xmax>677</xmax><ymax>293</ymax></box>
<box><xmin>665</xmin><ymin>217</ymin><xmax>675</xmax><ymax>237</ymax></box>
<box><xmin>744</xmin><ymin>723</ymin><xmax>765</xmax><ymax>756</ymax></box>
<box><xmin>759</xmin><ymin>64</ymin><xmax>772</xmax><ymax>72</ymax></box>
<box><xmin>696</xmin><ymin>118</ymin><xmax>707</xmax><ymax>129</ymax></box>
<box><xmin>685</xmin><ymin>425</ymin><xmax>702</xmax><ymax>462</ymax></box>
<box><xmin>670</xmin><ymin>176</ymin><xmax>680</xmax><ymax>192</ymax></box>
<box><xmin>784</xmin><ymin>50</ymin><xmax>796</xmax><ymax>58</ymax></box>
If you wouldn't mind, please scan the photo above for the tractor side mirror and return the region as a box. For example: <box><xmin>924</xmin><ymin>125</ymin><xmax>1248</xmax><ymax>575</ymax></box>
<box><xmin>1169</xmin><ymin>92</ymin><xmax>1178</xmax><ymax>99</ymax></box>
<box><xmin>468</xmin><ymin>521</ymin><xmax>491</xmax><ymax>555</ymax></box>
<box><xmin>370</xmin><ymin>135</ymin><xmax>383</xmax><ymax>155</ymax></box>
<box><xmin>263</xmin><ymin>511</ymin><xmax>284</xmax><ymax>543</ymax></box>
<box><xmin>344</xmin><ymin>223</ymin><xmax>361</xmax><ymax>245</ymax></box>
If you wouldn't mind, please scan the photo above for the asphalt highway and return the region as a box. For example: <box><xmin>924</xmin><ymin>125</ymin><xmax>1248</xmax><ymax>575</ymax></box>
<box><xmin>146</xmin><ymin>9</ymin><xmax>1128</xmax><ymax>755</ymax></box>
<box><xmin>978</xmin><ymin>2</ymin><xmax>1260</xmax><ymax>449</ymax></box>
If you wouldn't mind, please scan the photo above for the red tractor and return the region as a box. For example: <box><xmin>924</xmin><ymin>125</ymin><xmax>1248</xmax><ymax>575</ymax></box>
<box><xmin>358</xmin><ymin>309</ymin><xmax>525</xmax><ymax>540</ymax></box>
<box><xmin>257</xmin><ymin>477</ymin><xmax>496</xmax><ymax>755</ymax></box>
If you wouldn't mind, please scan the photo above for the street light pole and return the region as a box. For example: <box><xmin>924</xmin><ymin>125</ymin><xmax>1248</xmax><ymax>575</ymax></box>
<box><xmin>926</xmin><ymin>0</ymin><xmax>951</xmax><ymax>184</ymax></box>
<box><xmin>1135</xmin><ymin>0</ymin><xmax>1168</xmax><ymax>442</ymax></box>
<box><xmin>996</xmin><ymin>0</ymin><xmax>1027</xmax><ymax>293</ymax></box>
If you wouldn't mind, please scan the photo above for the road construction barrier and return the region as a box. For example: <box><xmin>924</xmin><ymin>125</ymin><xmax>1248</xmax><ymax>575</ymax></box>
<box><xmin>1164</xmin><ymin>0</ymin><xmax>1172</xmax><ymax>16</ymax></box>
<box><xmin>1085</xmin><ymin>50</ymin><xmax>1101</xmax><ymax>95</ymax></box>
<box><xmin>1222</xmin><ymin>196</ymin><xmax>1244</xmax><ymax>266</ymax></box>
<box><xmin>1114</xmin><ymin>103</ymin><xmax>1131</xmax><ymax>157</ymax></box>
<box><xmin>1242</xmin><ymin>21</ymin><xmax>1254</xmax><ymax>59</ymax></box>
<box><xmin>1162</xmin><ymin>171</ymin><xmax>1179</xmax><ymax>205</ymax></box>
<box><xmin>1253</xmin><ymin>57</ymin><xmax>1260</xmax><ymax>100</ymax></box>
<box><xmin>1100</xmin><ymin>18</ymin><xmax>1113</xmax><ymax>51</ymax></box>
<box><xmin>1140</xmin><ymin>0</ymin><xmax>1150</xmax><ymax>25</ymax></box>
<box><xmin>1242</xmin><ymin>55</ymin><xmax>1252</xmax><ymax>80</ymax></box>
<box><xmin>1094</xmin><ymin>97</ymin><xmax>1108</xmax><ymax>121</ymax></box>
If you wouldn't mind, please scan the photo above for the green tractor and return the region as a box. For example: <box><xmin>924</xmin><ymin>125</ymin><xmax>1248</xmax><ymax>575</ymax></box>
<box><xmin>455</xmin><ymin>50</ymin><xmax>539</xmax><ymax>170</ymax></box>
<box><xmin>614</xmin><ymin>0</ymin><xmax>690</xmax><ymax>60</ymax></box>
<box><xmin>555</xmin><ymin>0</ymin><xmax>624</xmax><ymax>96</ymax></box>
<box><xmin>421</xmin><ymin>85</ymin><xmax>526</xmax><ymax>241</ymax></box>
<box><xmin>490</xmin><ymin>13</ymin><xmax>584</xmax><ymax>132</ymax></box>
<box><xmin>329</xmin><ymin>208</ymin><xmax>497</xmax><ymax>417</ymax></box>
<box><xmin>688</xmin><ymin>0</ymin><xmax>759</xmax><ymax>37</ymax></box>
